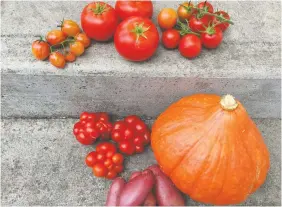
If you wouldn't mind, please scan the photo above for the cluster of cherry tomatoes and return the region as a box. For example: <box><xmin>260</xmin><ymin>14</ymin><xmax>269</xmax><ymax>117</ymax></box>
<box><xmin>73</xmin><ymin>112</ymin><xmax>151</xmax><ymax>179</ymax></box>
<box><xmin>158</xmin><ymin>1</ymin><xmax>232</xmax><ymax>58</ymax></box>
<box><xmin>31</xmin><ymin>19</ymin><xmax>91</xmax><ymax>68</ymax></box>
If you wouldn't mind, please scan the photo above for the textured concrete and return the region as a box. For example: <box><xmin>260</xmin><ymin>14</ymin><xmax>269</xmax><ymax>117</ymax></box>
<box><xmin>1</xmin><ymin>1</ymin><xmax>281</xmax><ymax>118</ymax></box>
<box><xmin>1</xmin><ymin>118</ymin><xmax>281</xmax><ymax>206</ymax></box>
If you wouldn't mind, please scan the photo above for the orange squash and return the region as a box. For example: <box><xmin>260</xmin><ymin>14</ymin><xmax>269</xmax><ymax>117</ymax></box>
<box><xmin>151</xmin><ymin>94</ymin><xmax>270</xmax><ymax>205</ymax></box>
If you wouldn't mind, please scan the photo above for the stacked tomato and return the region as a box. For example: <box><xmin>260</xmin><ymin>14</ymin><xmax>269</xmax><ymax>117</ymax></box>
<box><xmin>158</xmin><ymin>1</ymin><xmax>232</xmax><ymax>59</ymax></box>
<box><xmin>73</xmin><ymin>112</ymin><xmax>151</xmax><ymax>179</ymax></box>
<box><xmin>32</xmin><ymin>19</ymin><xmax>91</xmax><ymax>69</ymax></box>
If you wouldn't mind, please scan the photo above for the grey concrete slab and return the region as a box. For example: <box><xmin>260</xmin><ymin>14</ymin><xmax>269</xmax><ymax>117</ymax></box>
<box><xmin>1</xmin><ymin>1</ymin><xmax>281</xmax><ymax>118</ymax></box>
<box><xmin>1</xmin><ymin>118</ymin><xmax>281</xmax><ymax>206</ymax></box>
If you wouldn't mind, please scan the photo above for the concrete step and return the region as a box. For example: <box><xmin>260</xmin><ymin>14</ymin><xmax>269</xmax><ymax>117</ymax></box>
<box><xmin>1</xmin><ymin>1</ymin><xmax>281</xmax><ymax>118</ymax></box>
<box><xmin>1</xmin><ymin>118</ymin><xmax>281</xmax><ymax>206</ymax></box>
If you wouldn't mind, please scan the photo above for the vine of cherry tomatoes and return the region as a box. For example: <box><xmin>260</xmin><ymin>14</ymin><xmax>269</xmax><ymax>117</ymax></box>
<box><xmin>31</xmin><ymin>19</ymin><xmax>91</xmax><ymax>69</ymax></box>
<box><xmin>158</xmin><ymin>0</ymin><xmax>233</xmax><ymax>59</ymax></box>
<box><xmin>73</xmin><ymin>112</ymin><xmax>151</xmax><ymax>179</ymax></box>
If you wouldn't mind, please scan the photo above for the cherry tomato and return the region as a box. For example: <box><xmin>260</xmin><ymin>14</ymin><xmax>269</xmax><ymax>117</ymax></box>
<box><xmin>162</xmin><ymin>29</ymin><xmax>181</xmax><ymax>49</ymax></box>
<box><xmin>31</xmin><ymin>39</ymin><xmax>50</xmax><ymax>60</ymax></box>
<box><xmin>75</xmin><ymin>33</ymin><xmax>91</xmax><ymax>48</ymax></box>
<box><xmin>189</xmin><ymin>15</ymin><xmax>211</xmax><ymax>33</ymax></box>
<box><xmin>104</xmin><ymin>158</ymin><xmax>113</xmax><ymax>168</ymax></box>
<box><xmin>214</xmin><ymin>11</ymin><xmax>230</xmax><ymax>32</ymax></box>
<box><xmin>124</xmin><ymin>115</ymin><xmax>141</xmax><ymax>125</ymax></box>
<box><xmin>197</xmin><ymin>1</ymin><xmax>214</xmax><ymax>13</ymax></box>
<box><xmin>135</xmin><ymin>144</ymin><xmax>144</xmax><ymax>153</ymax></box>
<box><xmin>106</xmin><ymin>170</ymin><xmax>117</xmax><ymax>179</ymax></box>
<box><xmin>98</xmin><ymin>112</ymin><xmax>110</xmax><ymax>122</ymax></box>
<box><xmin>60</xmin><ymin>19</ymin><xmax>81</xmax><ymax>37</ymax></box>
<box><xmin>114</xmin><ymin>165</ymin><xmax>124</xmax><ymax>173</ymax></box>
<box><xmin>201</xmin><ymin>26</ymin><xmax>223</xmax><ymax>49</ymax></box>
<box><xmin>178</xmin><ymin>34</ymin><xmax>201</xmax><ymax>59</ymax></box>
<box><xmin>112</xmin><ymin>153</ymin><xmax>124</xmax><ymax>165</ymax></box>
<box><xmin>158</xmin><ymin>8</ymin><xmax>177</xmax><ymax>30</ymax></box>
<box><xmin>85</xmin><ymin>151</ymin><xmax>97</xmax><ymax>167</ymax></box>
<box><xmin>114</xmin><ymin>16</ymin><xmax>159</xmax><ymax>62</ymax></box>
<box><xmin>70</xmin><ymin>41</ymin><xmax>85</xmax><ymax>56</ymax></box>
<box><xmin>124</xmin><ymin>127</ymin><xmax>134</xmax><ymax>141</ymax></box>
<box><xmin>143</xmin><ymin>131</ymin><xmax>151</xmax><ymax>145</ymax></box>
<box><xmin>96</xmin><ymin>153</ymin><xmax>106</xmax><ymax>162</ymax></box>
<box><xmin>133</xmin><ymin>136</ymin><xmax>144</xmax><ymax>146</ymax></box>
<box><xmin>46</xmin><ymin>30</ymin><xmax>66</xmax><ymax>45</ymax></box>
<box><xmin>177</xmin><ymin>2</ymin><xmax>196</xmax><ymax>22</ymax></box>
<box><xmin>115</xmin><ymin>0</ymin><xmax>153</xmax><ymax>20</ymax></box>
<box><xmin>134</xmin><ymin>120</ymin><xmax>148</xmax><ymax>134</ymax></box>
<box><xmin>64</xmin><ymin>51</ymin><xmax>76</xmax><ymax>62</ymax></box>
<box><xmin>96</xmin><ymin>142</ymin><xmax>117</xmax><ymax>156</ymax></box>
<box><xmin>113</xmin><ymin>120</ymin><xmax>127</xmax><ymax>131</ymax></box>
<box><xmin>49</xmin><ymin>51</ymin><xmax>66</xmax><ymax>69</ymax></box>
<box><xmin>80</xmin><ymin>112</ymin><xmax>90</xmax><ymax>121</ymax></box>
<box><xmin>111</xmin><ymin>130</ymin><xmax>123</xmax><ymax>142</ymax></box>
<box><xmin>81</xmin><ymin>2</ymin><xmax>118</xmax><ymax>41</ymax></box>
<box><xmin>93</xmin><ymin>163</ymin><xmax>108</xmax><ymax>177</ymax></box>
<box><xmin>75</xmin><ymin>132</ymin><xmax>93</xmax><ymax>145</ymax></box>
<box><xmin>73</xmin><ymin>122</ymin><xmax>82</xmax><ymax>136</ymax></box>
<box><xmin>119</xmin><ymin>140</ymin><xmax>135</xmax><ymax>155</ymax></box>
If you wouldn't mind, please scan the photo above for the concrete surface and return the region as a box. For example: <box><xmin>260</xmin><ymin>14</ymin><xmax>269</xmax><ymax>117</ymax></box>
<box><xmin>1</xmin><ymin>1</ymin><xmax>281</xmax><ymax>118</ymax></box>
<box><xmin>1</xmin><ymin>118</ymin><xmax>281</xmax><ymax>206</ymax></box>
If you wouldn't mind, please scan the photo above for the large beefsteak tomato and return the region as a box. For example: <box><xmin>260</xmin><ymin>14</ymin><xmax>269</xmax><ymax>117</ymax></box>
<box><xmin>114</xmin><ymin>16</ymin><xmax>159</xmax><ymax>61</ymax></box>
<box><xmin>81</xmin><ymin>2</ymin><xmax>118</xmax><ymax>41</ymax></box>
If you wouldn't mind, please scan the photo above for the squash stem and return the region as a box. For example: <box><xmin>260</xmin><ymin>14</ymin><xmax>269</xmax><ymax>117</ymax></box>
<box><xmin>220</xmin><ymin>94</ymin><xmax>238</xmax><ymax>111</ymax></box>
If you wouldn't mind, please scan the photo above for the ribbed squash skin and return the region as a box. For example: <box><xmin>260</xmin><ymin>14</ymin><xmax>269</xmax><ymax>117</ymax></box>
<box><xmin>151</xmin><ymin>94</ymin><xmax>270</xmax><ymax>205</ymax></box>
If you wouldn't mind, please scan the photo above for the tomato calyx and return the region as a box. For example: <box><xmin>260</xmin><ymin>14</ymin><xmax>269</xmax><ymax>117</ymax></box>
<box><xmin>49</xmin><ymin>37</ymin><xmax>75</xmax><ymax>52</ymax></box>
<box><xmin>177</xmin><ymin>21</ymin><xmax>200</xmax><ymax>36</ymax></box>
<box><xmin>57</xmin><ymin>18</ymin><xmax>65</xmax><ymax>28</ymax></box>
<box><xmin>35</xmin><ymin>36</ymin><xmax>47</xmax><ymax>43</ymax></box>
<box><xmin>89</xmin><ymin>2</ymin><xmax>109</xmax><ymax>15</ymax></box>
<box><xmin>131</xmin><ymin>22</ymin><xmax>150</xmax><ymax>42</ymax></box>
<box><xmin>204</xmin><ymin>24</ymin><xmax>216</xmax><ymax>35</ymax></box>
<box><xmin>180</xmin><ymin>1</ymin><xmax>193</xmax><ymax>13</ymax></box>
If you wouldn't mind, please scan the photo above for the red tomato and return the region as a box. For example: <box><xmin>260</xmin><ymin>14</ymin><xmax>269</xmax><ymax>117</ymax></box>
<box><xmin>75</xmin><ymin>33</ymin><xmax>91</xmax><ymax>48</ymax></box>
<box><xmin>96</xmin><ymin>142</ymin><xmax>117</xmax><ymax>155</ymax></box>
<box><xmin>177</xmin><ymin>2</ymin><xmax>196</xmax><ymax>22</ymax></box>
<box><xmin>70</xmin><ymin>41</ymin><xmax>85</xmax><ymax>56</ymax></box>
<box><xmin>106</xmin><ymin>170</ymin><xmax>118</xmax><ymax>179</ymax></box>
<box><xmin>124</xmin><ymin>115</ymin><xmax>141</xmax><ymax>125</ymax></box>
<box><xmin>32</xmin><ymin>39</ymin><xmax>50</xmax><ymax>60</ymax></box>
<box><xmin>76</xmin><ymin>132</ymin><xmax>93</xmax><ymax>145</ymax></box>
<box><xmin>85</xmin><ymin>151</ymin><xmax>97</xmax><ymax>167</ymax></box>
<box><xmin>178</xmin><ymin>34</ymin><xmax>201</xmax><ymax>59</ymax></box>
<box><xmin>46</xmin><ymin>30</ymin><xmax>66</xmax><ymax>45</ymax></box>
<box><xmin>123</xmin><ymin>127</ymin><xmax>134</xmax><ymax>141</ymax></box>
<box><xmin>214</xmin><ymin>11</ymin><xmax>230</xmax><ymax>32</ymax></box>
<box><xmin>49</xmin><ymin>51</ymin><xmax>66</xmax><ymax>69</ymax></box>
<box><xmin>60</xmin><ymin>19</ymin><xmax>81</xmax><ymax>37</ymax></box>
<box><xmin>112</xmin><ymin>153</ymin><xmax>124</xmax><ymax>165</ymax></box>
<box><xmin>158</xmin><ymin>8</ymin><xmax>177</xmax><ymax>30</ymax></box>
<box><xmin>64</xmin><ymin>51</ymin><xmax>76</xmax><ymax>62</ymax></box>
<box><xmin>113</xmin><ymin>120</ymin><xmax>127</xmax><ymax>131</ymax></box>
<box><xmin>162</xmin><ymin>29</ymin><xmax>180</xmax><ymax>49</ymax></box>
<box><xmin>189</xmin><ymin>15</ymin><xmax>211</xmax><ymax>33</ymax></box>
<box><xmin>104</xmin><ymin>158</ymin><xmax>113</xmax><ymax>168</ymax></box>
<box><xmin>135</xmin><ymin>144</ymin><xmax>144</xmax><ymax>153</ymax></box>
<box><xmin>96</xmin><ymin>153</ymin><xmax>106</xmax><ymax>162</ymax></box>
<box><xmin>115</xmin><ymin>0</ymin><xmax>153</xmax><ymax>20</ymax></box>
<box><xmin>118</xmin><ymin>140</ymin><xmax>135</xmax><ymax>155</ymax></box>
<box><xmin>133</xmin><ymin>136</ymin><xmax>144</xmax><ymax>146</ymax></box>
<box><xmin>114</xmin><ymin>16</ymin><xmax>159</xmax><ymax>61</ymax></box>
<box><xmin>197</xmin><ymin>1</ymin><xmax>214</xmax><ymax>13</ymax></box>
<box><xmin>93</xmin><ymin>163</ymin><xmax>108</xmax><ymax>177</ymax></box>
<box><xmin>143</xmin><ymin>131</ymin><xmax>151</xmax><ymax>144</ymax></box>
<box><xmin>111</xmin><ymin>130</ymin><xmax>123</xmax><ymax>142</ymax></box>
<box><xmin>114</xmin><ymin>165</ymin><xmax>124</xmax><ymax>173</ymax></box>
<box><xmin>201</xmin><ymin>26</ymin><xmax>223</xmax><ymax>49</ymax></box>
<box><xmin>81</xmin><ymin>2</ymin><xmax>118</xmax><ymax>41</ymax></box>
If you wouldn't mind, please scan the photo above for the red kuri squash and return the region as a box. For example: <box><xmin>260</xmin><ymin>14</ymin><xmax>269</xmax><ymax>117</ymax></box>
<box><xmin>151</xmin><ymin>94</ymin><xmax>270</xmax><ymax>205</ymax></box>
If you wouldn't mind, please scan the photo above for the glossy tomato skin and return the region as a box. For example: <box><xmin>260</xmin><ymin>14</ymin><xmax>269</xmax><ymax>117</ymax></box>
<box><xmin>214</xmin><ymin>11</ymin><xmax>230</xmax><ymax>32</ymax></box>
<box><xmin>201</xmin><ymin>27</ymin><xmax>223</xmax><ymax>49</ymax></box>
<box><xmin>75</xmin><ymin>33</ymin><xmax>91</xmax><ymax>48</ymax></box>
<box><xmin>178</xmin><ymin>34</ymin><xmax>202</xmax><ymax>59</ymax></box>
<box><xmin>46</xmin><ymin>30</ymin><xmax>66</xmax><ymax>45</ymax></box>
<box><xmin>61</xmin><ymin>20</ymin><xmax>81</xmax><ymax>37</ymax></box>
<box><xmin>32</xmin><ymin>40</ymin><xmax>50</xmax><ymax>60</ymax></box>
<box><xmin>81</xmin><ymin>2</ymin><xmax>118</xmax><ymax>41</ymax></box>
<box><xmin>70</xmin><ymin>41</ymin><xmax>85</xmax><ymax>56</ymax></box>
<box><xmin>115</xmin><ymin>0</ymin><xmax>153</xmax><ymax>20</ymax></box>
<box><xmin>177</xmin><ymin>2</ymin><xmax>196</xmax><ymax>22</ymax></box>
<box><xmin>64</xmin><ymin>51</ymin><xmax>76</xmax><ymax>62</ymax></box>
<box><xmin>189</xmin><ymin>15</ymin><xmax>212</xmax><ymax>33</ymax></box>
<box><xmin>162</xmin><ymin>29</ymin><xmax>180</xmax><ymax>49</ymax></box>
<box><xmin>49</xmin><ymin>52</ymin><xmax>66</xmax><ymax>68</ymax></box>
<box><xmin>158</xmin><ymin>8</ymin><xmax>177</xmax><ymax>30</ymax></box>
<box><xmin>197</xmin><ymin>1</ymin><xmax>214</xmax><ymax>13</ymax></box>
<box><xmin>114</xmin><ymin>16</ymin><xmax>159</xmax><ymax>61</ymax></box>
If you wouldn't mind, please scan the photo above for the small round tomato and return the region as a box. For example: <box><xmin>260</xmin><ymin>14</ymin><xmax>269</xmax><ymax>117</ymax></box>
<box><xmin>104</xmin><ymin>158</ymin><xmax>113</xmax><ymax>168</ymax></box>
<box><xmin>124</xmin><ymin>115</ymin><xmax>141</xmax><ymax>125</ymax></box>
<box><xmin>114</xmin><ymin>165</ymin><xmax>124</xmax><ymax>173</ymax></box>
<box><xmin>119</xmin><ymin>140</ymin><xmax>135</xmax><ymax>155</ymax></box>
<box><xmin>177</xmin><ymin>2</ymin><xmax>196</xmax><ymax>22</ymax></box>
<box><xmin>178</xmin><ymin>34</ymin><xmax>201</xmax><ymax>59</ymax></box>
<box><xmin>123</xmin><ymin>127</ymin><xmax>134</xmax><ymax>141</ymax></box>
<box><xmin>115</xmin><ymin>0</ymin><xmax>153</xmax><ymax>20</ymax></box>
<box><xmin>158</xmin><ymin>8</ymin><xmax>177</xmax><ymax>30</ymax></box>
<box><xmin>135</xmin><ymin>144</ymin><xmax>144</xmax><ymax>153</ymax></box>
<box><xmin>106</xmin><ymin>170</ymin><xmax>118</xmax><ymax>179</ymax></box>
<box><xmin>96</xmin><ymin>142</ymin><xmax>117</xmax><ymax>155</ymax></box>
<box><xmin>75</xmin><ymin>33</ymin><xmax>91</xmax><ymax>48</ymax></box>
<box><xmin>143</xmin><ymin>131</ymin><xmax>151</xmax><ymax>144</ymax></box>
<box><xmin>111</xmin><ymin>130</ymin><xmax>123</xmax><ymax>142</ymax></box>
<box><xmin>49</xmin><ymin>51</ymin><xmax>66</xmax><ymax>68</ymax></box>
<box><xmin>60</xmin><ymin>19</ymin><xmax>81</xmax><ymax>37</ymax></box>
<box><xmin>75</xmin><ymin>132</ymin><xmax>93</xmax><ymax>145</ymax></box>
<box><xmin>197</xmin><ymin>1</ymin><xmax>214</xmax><ymax>13</ymax></box>
<box><xmin>134</xmin><ymin>120</ymin><xmax>148</xmax><ymax>134</ymax></box>
<box><xmin>112</xmin><ymin>153</ymin><xmax>124</xmax><ymax>165</ymax></box>
<box><xmin>189</xmin><ymin>15</ymin><xmax>211</xmax><ymax>33</ymax></box>
<box><xmin>162</xmin><ymin>29</ymin><xmax>181</xmax><ymax>49</ymax></box>
<box><xmin>113</xmin><ymin>120</ymin><xmax>127</xmax><ymax>131</ymax></box>
<box><xmin>81</xmin><ymin>2</ymin><xmax>118</xmax><ymax>41</ymax></box>
<box><xmin>64</xmin><ymin>51</ymin><xmax>76</xmax><ymax>62</ymax></box>
<box><xmin>93</xmin><ymin>163</ymin><xmax>108</xmax><ymax>177</ymax></box>
<box><xmin>96</xmin><ymin>153</ymin><xmax>106</xmax><ymax>162</ymax></box>
<box><xmin>201</xmin><ymin>26</ymin><xmax>223</xmax><ymax>49</ymax></box>
<box><xmin>214</xmin><ymin>11</ymin><xmax>230</xmax><ymax>32</ymax></box>
<box><xmin>32</xmin><ymin>39</ymin><xmax>50</xmax><ymax>60</ymax></box>
<box><xmin>133</xmin><ymin>136</ymin><xmax>144</xmax><ymax>146</ymax></box>
<box><xmin>70</xmin><ymin>41</ymin><xmax>84</xmax><ymax>56</ymax></box>
<box><xmin>85</xmin><ymin>151</ymin><xmax>97</xmax><ymax>167</ymax></box>
<box><xmin>46</xmin><ymin>30</ymin><xmax>66</xmax><ymax>45</ymax></box>
<box><xmin>114</xmin><ymin>16</ymin><xmax>159</xmax><ymax>62</ymax></box>
<box><xmin>98</xmin><ymin>112</ymin><xmax>110</xmax><ymax>122</ymax></box>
